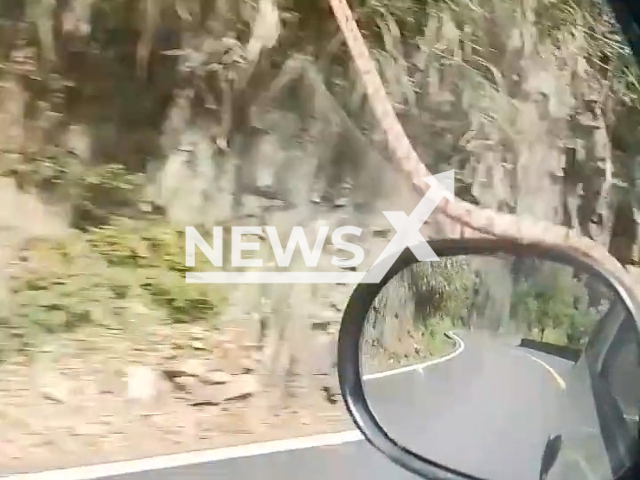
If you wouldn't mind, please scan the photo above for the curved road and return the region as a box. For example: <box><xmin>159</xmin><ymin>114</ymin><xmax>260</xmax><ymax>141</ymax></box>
<box><xmin>364</xmin><ymin>331</ymin><xmax>572</xmax><ymax>480</ymax></box>
<box><xmin>7</xmin><ymin>331</ymin><xmax>573</xmax><ymax>480</ymax></box>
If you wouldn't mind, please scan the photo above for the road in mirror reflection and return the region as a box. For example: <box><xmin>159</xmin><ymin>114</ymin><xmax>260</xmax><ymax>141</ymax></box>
<box><xmin>359</xmin><ymin>253</ymin><xmax>632</xmax><ymax>480</ymax></box>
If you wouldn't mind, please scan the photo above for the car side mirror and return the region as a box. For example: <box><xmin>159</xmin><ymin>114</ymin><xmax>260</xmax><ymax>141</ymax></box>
<box><xmin>337</xmin><ymin>238</ymin><xmax>640</xmax><ymax>480</ymax></box>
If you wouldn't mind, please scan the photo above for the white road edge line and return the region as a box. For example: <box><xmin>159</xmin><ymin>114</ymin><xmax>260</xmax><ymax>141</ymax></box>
<box><xmin>522</xmin><ymin>353</ymin><xmax>567</xmax><ymax>390</ymax></box>
<box><xmin>363</xmin><ymin>332</ymin><xmax>465</xmax><ymax>380</ymax></box>
<box><xmin>3</xmin><ymin>333</ymin><xmax>465</xmax><ymax>480</ymax></box>
<box><xmin>2</xmin><ymin>432</ymin><xmax>366</xmax><ymax>480</ymax></box>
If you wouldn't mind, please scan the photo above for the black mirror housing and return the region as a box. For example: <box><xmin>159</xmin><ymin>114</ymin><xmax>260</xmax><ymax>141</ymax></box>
<box><xmin>337</xmin><ymin>238</ymin><xmax>640</xmax><ymax>480</ymax></box>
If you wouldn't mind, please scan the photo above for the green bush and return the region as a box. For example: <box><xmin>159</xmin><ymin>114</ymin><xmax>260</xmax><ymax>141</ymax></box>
<box><xmin>511</xmin><ymin>264</ymin><xmax>598</xmax><ymax>346</ymax></box>
<box><xmin>88</xmin><ymin>219</ymin><xmax>227</xmax><ymax>322</ymax></box>
<box><xmin>2</xmin><ymin>146</ymin><xmax>145</xmax><ymax>230</ymax></box>
<box><xmin>0</xmin><ymin>219</ymin><xmax>227</xmax><ymax>355</ymax></box>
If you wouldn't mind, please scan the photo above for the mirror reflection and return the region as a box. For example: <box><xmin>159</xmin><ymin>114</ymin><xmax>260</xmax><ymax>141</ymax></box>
<box><xmin>360</xmin><ymin>253</ymin><xmax>639</xmax><ymax>480</ymax></box>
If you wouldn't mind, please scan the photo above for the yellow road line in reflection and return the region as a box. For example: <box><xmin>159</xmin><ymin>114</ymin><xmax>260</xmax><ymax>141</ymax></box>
<box><xmin>524</xmin><ymin>353</ymin><xmax>567</xmax><ymax>390</ymax></box>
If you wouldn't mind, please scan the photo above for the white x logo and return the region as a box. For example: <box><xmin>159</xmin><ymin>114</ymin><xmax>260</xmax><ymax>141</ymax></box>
<box><xmin>363</xmin><ymin>170</ymin><xmax>455</xmax><ymax>283</ymax></box>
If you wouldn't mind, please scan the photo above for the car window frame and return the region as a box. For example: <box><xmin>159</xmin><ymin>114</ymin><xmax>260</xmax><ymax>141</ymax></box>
<box><xmin>583</xmin><ymin>297</ymin><xmax>640</xmax><ymax>477</ymax></box>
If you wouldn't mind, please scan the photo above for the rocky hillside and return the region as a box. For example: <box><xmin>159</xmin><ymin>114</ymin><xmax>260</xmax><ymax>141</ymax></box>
<box><xmin>2</xmin><ymin>0</ymin><xmax>640</xmax><ymax>472</ymax></box>
<box><xmin>3</xmin><ymin>1</ymin><xmax>639</xmax><ymax>248</ymax></box>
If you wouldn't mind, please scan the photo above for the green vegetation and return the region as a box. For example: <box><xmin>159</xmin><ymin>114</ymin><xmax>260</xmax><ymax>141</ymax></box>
<box><xmin>2</xmin><ymin>147</ymin><xmax>146</xmax><ymax>230</ymax></box>
<box><xmin>0</xmin><ymin>136</ymin><xmax>229</xmax><ymax>359</ymax></box>
<box><xmin>510</xmin><ymin>264</ymin><xmax>603</xmax><ymax>347</ymax></box>
<box><xmin>0</xmin><ymin>217</ymin><xmax>227</xmax><ymax>358</ymax></box>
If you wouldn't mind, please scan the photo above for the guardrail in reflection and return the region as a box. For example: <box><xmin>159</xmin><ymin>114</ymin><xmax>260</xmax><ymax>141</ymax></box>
<box><xmin>518</xmin><ymin>338</ymin><xmax>582</xmax><ymax>363</ymax></box>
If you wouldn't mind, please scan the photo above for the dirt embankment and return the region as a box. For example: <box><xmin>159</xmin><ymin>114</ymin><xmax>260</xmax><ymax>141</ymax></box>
<box><xmin>0</xmin><ymin>316</ymin><xmax>352</xmax><ymax>474</ymax></box>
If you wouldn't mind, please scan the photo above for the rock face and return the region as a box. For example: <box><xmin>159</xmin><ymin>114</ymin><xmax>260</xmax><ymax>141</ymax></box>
<box><xmin>0</xmin><ymin>1</ymin><xmax>635</xmax><ymax>247</ymax></box>
<box><xmin>0</xmin><ymin>0</ymin><xmax>638</xmax><ymax>417</ymax></box>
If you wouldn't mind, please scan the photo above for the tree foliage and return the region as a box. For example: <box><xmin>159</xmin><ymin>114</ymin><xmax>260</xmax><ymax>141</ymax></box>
<box><xmin>510</xmin><ymin>262</ymin><xmax>603</xmax><ymax>346</ymax></box>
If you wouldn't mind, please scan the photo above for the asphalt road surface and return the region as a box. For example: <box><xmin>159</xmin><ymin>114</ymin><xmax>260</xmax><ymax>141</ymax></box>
<box><xmin>364</xmin><ymin>331</ymin><xmax>572</xmax><ymax>480</ymax></box>
<box><xmin>10</xmin><ymin>331</ymin><xmax>573</xmax><ymax>480</ymax></box>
